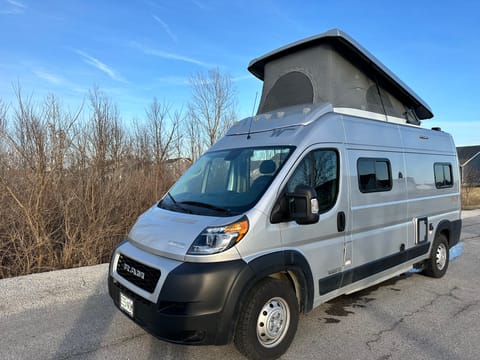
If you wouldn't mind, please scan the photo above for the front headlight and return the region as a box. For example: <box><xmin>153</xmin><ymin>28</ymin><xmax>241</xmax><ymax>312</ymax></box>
<box><xmin>187</xmin><ymin>216</ymin><xmax>249</xmax><ymax>255</ymax></box>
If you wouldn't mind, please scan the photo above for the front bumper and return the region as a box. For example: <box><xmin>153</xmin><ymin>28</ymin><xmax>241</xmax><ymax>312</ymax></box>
<box><xmin>109</xmin><ymin>254</ymin><xmax>253</xmax><ymax>345</ymax></box>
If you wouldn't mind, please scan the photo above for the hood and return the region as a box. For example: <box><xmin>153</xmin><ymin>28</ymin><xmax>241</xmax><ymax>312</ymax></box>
<box><xmin>127</xmin><ymin>205</ymin><xmax>238</xmax><ymax>261</ymax></box>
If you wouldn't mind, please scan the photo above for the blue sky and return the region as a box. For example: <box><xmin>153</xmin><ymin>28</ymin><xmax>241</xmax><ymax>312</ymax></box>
<box><xmin>1</xmin><ymin>0</ymin><xmax>479</xmax><ymax>146</ymax></box>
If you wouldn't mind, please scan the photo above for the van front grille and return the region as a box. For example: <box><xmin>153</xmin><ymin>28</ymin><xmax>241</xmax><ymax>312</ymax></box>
<box><xmin>117</xmin><ymin>254</ymin><xmax>160</xmax><ymax>293</ymax></box>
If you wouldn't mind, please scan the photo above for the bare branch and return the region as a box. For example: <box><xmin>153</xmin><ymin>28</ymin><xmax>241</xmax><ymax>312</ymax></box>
<box><xmin>187</xmin><ymin>68</ymin><xmax>237</xmax><ymax>155</ymax></box>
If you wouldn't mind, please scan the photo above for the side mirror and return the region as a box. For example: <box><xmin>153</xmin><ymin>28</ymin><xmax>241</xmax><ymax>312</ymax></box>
<box><xmin>288</xmin><ymin>184</ymin><xmax>319</xmax><ymax>225</ymax></box>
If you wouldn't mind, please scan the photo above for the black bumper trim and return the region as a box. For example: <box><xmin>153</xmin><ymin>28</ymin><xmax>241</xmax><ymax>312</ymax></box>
<box><xmin>109</xmin><ymin>259</ymin><xmax>252</xmax><ymax>345</ymax></box>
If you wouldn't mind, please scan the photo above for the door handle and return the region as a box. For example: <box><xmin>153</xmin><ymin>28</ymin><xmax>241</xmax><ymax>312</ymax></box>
<box><xmin>337</xmin><ymin>211</ymin><xmax>346</xmax><ymax>232</ymax></box>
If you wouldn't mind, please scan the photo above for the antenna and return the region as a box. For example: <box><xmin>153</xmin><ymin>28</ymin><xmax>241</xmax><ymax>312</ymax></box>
<box><xmin>251</xmin><ymin>91</ymin><xmax>258</xmax><ymax>117</ymax></box>
<box><xmin>247</xmin><ymin>91</ymin><xmax>258</xmax><ymax>139</ymax></box>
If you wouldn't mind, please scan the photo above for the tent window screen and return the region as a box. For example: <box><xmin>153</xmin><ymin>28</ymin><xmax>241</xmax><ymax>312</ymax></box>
<box><xmin>260</xmin><ymin>71</ymin><xmax>314</xmax><ymax>113</ymax></box>
<box><xmin>357</xmin><ymin>158</ymin><xmax>392</xmax><ymax>193</ymax></box>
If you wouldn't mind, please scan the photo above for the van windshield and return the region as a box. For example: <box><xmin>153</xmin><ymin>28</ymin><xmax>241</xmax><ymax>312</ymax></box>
<box><xmin>159</xmin><ymin>146</ymin><xmax>295</xmax><ymax>216</ymax></box>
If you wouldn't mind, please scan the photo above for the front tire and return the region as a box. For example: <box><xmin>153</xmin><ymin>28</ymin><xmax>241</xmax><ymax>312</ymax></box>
<box><xmin>423</xmin><ymin>233</ymin><xmax>449</xmax><ymax>278</ymax></box>
<box><xmin>234</xmin><ymin>278</ymin><xmax>299</xmax><ymax>360</ymax></box>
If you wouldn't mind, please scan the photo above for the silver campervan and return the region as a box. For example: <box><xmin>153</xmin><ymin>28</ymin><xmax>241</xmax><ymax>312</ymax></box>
<box><xmin>108</xmin><ymin>29</ymin><xmax>461</xmax><ymax>360</ymax></box>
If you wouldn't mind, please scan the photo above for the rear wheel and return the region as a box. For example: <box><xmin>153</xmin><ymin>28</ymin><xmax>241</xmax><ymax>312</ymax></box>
<box><xmin>423</xmin><ymin>233</ymin><xmax>449</xmax><ymax>278</ymax></box>
<box><xmin>234</xmin><ymin>278</ymin><xmax>299</xmax><ymax>360</ymax></box>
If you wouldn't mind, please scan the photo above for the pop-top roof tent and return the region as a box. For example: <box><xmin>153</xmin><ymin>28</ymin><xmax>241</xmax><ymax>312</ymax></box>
<box><xmin>248</xmin><ymin>29</ymin><xmax>433</xmax><ymax>124</ymax></box>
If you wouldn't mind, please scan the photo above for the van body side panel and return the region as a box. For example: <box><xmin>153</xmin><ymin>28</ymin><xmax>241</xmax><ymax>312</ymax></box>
<box><xmin>344</xmin><ymin>117</ymin><xmax>409</xmax><ymax>268</ymax></box>
<box><xmin>348</xmin><ymin>148</ymin><xmax>408</xmax><ymax>265</ymax></box>
<box><xmin>318</xmin><ymin>241</ymin><xmax>430</xmax><ymax>292</ymax></box>
<box><xmin>312</xmin><ymin>115</ymin><xmax>462</xmax><ymax>300</ymax></box>
<box><xmin>401</xmin><ymin>127</ymin><xmax>461</xmax><ymax>248</ymax></box>
<box><xmin>278</xmin><ymin>142</ymin><xmax>348</xmax><ymax>302</ymax></box>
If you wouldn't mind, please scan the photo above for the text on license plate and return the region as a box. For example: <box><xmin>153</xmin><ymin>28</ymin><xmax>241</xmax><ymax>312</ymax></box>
<box><xmin>120</xmin><ymin>292</ymin><xmax>134</xmax><ymax>317</ymax></box>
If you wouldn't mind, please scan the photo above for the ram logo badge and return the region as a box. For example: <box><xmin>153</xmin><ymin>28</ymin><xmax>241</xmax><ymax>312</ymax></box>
<box><xmin>122</xmin><ymin>263</ymin><xmax>145</xmax><ymax>280</ymax></box>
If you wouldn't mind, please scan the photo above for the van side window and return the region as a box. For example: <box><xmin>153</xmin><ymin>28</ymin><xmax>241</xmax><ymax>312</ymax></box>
<box><xmin>357</xmin><ymin>158</ymin><xmax>392</xmax><ymax>193</ymax></box>
<box><xmin>434</xmin><ymin>163</ymin><xmax>453</xmax><ymax>188</ymax></box>
<box><xmin>287</xmin><ymin>149</ymin><xmax>339</xmax><ymax>213</ymax></box>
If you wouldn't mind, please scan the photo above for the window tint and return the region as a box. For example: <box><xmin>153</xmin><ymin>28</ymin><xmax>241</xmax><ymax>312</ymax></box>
<box><xmin>287</xmin><ymin>149</ymin><xmax>339</xmax><ymax>213</ymax></box>
<box><xmin>357</xmin><ymin>158</ymin><xmax>392</xmax><ymax>193</ymax></box>
<box><xmin>161</xmin><ymin>146</ymin><xmax>294</xmax><ymax>216</ymax></box>
<box><xmin>204</xmin><ymin>157</ymin><xmax>230</xmax><ymax>192</ymax></box>
<box><xmin>434</xmin><ymin>163</ymin><xmax>453</xmax><ymax>188</ymax></box>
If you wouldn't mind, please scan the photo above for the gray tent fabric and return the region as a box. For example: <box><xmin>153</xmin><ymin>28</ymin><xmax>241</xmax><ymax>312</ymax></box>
<box><xmin>250</xmin><ymin>29</ymin><xmax>432</xmax><ymax>122</ymax></box>
<box><xmin>261</xmin><ymin>71</ymin><xmax>314</xmax><ymax>113</ymax></box>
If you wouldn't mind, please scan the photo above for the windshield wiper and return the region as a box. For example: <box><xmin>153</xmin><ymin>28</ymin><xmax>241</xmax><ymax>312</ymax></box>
<box><xmin>179</xmin><ymin>200</ymin><xmax>231</xmax><ymax>214</ymax></box>
<box><xmin>166</xmin><ymin>191</ymin><xmax>177</xmax><ymax>204</ymax></box>
<box><xmin>159</xmin><ymin>192</ymin><xmax>192</xmax><ymax>213</ymax></box>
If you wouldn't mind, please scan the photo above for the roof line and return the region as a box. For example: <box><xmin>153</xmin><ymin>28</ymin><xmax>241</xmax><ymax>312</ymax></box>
<box><xmin>461</xmin><ymin>151</ymin><xmax>480</xmax><ymax>167</ymax></box>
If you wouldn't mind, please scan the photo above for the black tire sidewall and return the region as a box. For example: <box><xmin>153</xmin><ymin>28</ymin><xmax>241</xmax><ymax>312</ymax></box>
<box><xmin>234</xmin><ymin>278</ymin><xmax>299</xmax><ymax>360</ymax></box>
<box><xmin>426</xmin><ymin>234</ymin><xmax>449</xmax><ymax>278</ymax></box>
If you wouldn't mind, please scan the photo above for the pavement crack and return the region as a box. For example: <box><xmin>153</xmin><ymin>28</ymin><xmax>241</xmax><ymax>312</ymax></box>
<box><xmin>461</xmin><ymin>235</ymin><xmax>480</xmax><ymax>241</ymax></box>
<box><xmin>453</xmin><ymin>300</ymin><xmax>480</xmax><ymax>317</ymax></box>
<box><xmin>365</xmin><ymin>287</ymin><xmax>459</xmax><ymax>352</ymax></box>
<box><xmin>366</xmin><ymin>318</ymin><xmax>404</xmax><ymax>351</ymax></box>
<box><xmin>428</xmin><ymin>286</ymin><xmax>462</xmax><ymax>301</ymax></box>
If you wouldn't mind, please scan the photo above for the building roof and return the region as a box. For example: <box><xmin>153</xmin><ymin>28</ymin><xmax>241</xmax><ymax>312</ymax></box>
<box><xmin>457</xmin><ymin>145</ymin><xmax>480</xmax><ymax>166</ymax></box>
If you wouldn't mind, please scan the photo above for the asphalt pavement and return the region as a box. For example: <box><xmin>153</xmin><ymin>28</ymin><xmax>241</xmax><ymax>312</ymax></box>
<box><xmin>1</xmin><ymin>210</ymin><xmax>479</xmax><ymax>360</ymax></box>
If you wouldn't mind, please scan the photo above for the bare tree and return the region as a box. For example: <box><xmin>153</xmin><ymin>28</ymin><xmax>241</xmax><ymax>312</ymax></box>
<box><xmin>145</xmin><ymin>98</ymin><xmax>179</xmax><ymax>164</ymax></box>
<box><xmin>171</xmin><ymin>108</ymin><xmax>185</xmax><ymax>159</ymax></box>
<box><xmin>187</xmin><ymin>68</ymin><xmax>237</xmax><ymax>159</ymax></box>
<box><xmin>131</xmin><ymin>117</ymin><xmax>151</xmax><ymax>167</ymax></box>
<box><xmin>0</xmin><ymin>100</ymin><xmax>7</xmax><ymax>163</ymax></box>
<box><xmin>186</xmin><ymin>114</ymin><xmax>202</xmax><ymax>161</ymax></box>
<box><xmin>0</xmin><ymin>86</ymin><xmax>190</xmax><ymax>279</ymax></box>
<box><xmin>87</xmin><ymin>87</ymin><xmax>125</xmax><ymax>175</ymax></box>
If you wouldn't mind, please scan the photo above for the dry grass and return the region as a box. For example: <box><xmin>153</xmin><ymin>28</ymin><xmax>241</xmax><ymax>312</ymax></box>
<box><xmin>0</xmin><ymin>90</ymin><xmax>185</xmax><ymax>279</ymax></box>
<box><xmin>462</xmin><ymin>186</ymin><xmax>480</xmax><ymax>210</ymax></box>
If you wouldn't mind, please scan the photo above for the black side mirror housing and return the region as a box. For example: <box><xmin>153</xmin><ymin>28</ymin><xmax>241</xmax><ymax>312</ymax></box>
<box><xmin>288</xmin><ymin>184</ymin><xmax>319</xmax><ymax>225</ymax></box>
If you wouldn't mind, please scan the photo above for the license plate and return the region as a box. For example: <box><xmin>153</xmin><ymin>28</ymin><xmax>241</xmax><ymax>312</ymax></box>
<box><xmin>120</xmin><ymin>292</ymin><xmax>134</xmax><ymax>317</ymax></box>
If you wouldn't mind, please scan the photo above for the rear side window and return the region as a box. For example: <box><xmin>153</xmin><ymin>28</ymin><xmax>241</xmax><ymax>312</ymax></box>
<box><xmin>434</xmin><ymin>163</ymin><xmax>453</xmax><ymax>188</ymax></box>
<box><xmin>357</xmin><ymin>158</ymin><xmax>392</xmax><ymax>193</ymax></box>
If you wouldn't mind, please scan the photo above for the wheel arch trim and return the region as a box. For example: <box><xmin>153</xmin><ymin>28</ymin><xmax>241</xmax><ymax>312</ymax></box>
<box><xmin>216</xmin><ymin>250</ymin><xmax>314</xmax><ymax>344</ymax></box>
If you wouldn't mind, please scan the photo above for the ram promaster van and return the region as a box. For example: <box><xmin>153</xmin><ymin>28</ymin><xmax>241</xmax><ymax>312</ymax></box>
<box><xmin>108</xmin><ymin>29</ymin><xmax>461</xmax><ymax>360</ymax></box>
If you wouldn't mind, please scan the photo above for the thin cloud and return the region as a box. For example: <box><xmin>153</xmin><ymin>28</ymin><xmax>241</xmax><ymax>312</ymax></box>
<box><xmin>152</xmin><ymin>15</ymin><xmax>178</xmax><ymax>43</ymax></box>
<box><xmin>73</xmin><ymin>49</ymin><xmax>128</xmax><ymax>83</ymax></box>
<box><xmin>130</xmin><ymin>41</ymin><xmax>212</xmax><ymax>67</ymax></box>
<box><xmin>0</xmin><ymin>0</ymin><xmax>26</xmax><ymax>14</ymax></box>
<box><xmin>6</xmin><ymin>0</ymin><xmax>25</xmax><ymax>8</ymax></box>
<box><xmin>33</xmin><ymin>69</ymin><xmax>64</xmax><ymax>85</ymax></box>
<box><xmin>191</xmin><ymin>0</ymin><xmax>206</xmax><ymax>10</ymax></box>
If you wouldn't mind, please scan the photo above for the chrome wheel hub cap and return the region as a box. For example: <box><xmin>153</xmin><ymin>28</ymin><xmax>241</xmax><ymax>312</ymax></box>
<box><xmin>256</xmin><ymin>297</ymin><xmax>290</xmax><ymax>348</ymax></box>
<box><xmin>436</xmin><ymin>243</ymin><xmax>447</xmax><ymax>270</ymax></box>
